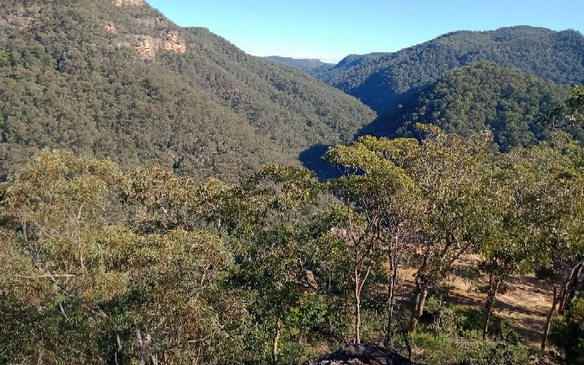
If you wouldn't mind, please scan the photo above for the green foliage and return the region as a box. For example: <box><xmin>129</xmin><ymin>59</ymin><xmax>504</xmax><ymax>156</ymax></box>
<box><xmin>2</xmin><ymin>129</ymin><xmax>583</xmax><ymax>363</ymax></box>
<box><xmin>287</xmin><ymin>294</ymin><xmax>328</xmax><ymax>337</ymax></box>
<box><xmin>315</xmin><ymin>27</ymin><xmax>584</xmax><ymax>153</ymax></box>
<box><xmin>0</xmin><ymin>0</ymin><xmax>374</xmax><ymax>180</ymax></box>
<box><xmin>3</xmin><ymin>1</ymin><xmax>584</xmax><ymax>363</ymax></box>
<box><xmin>0</xmin><ymin>151</ymin><xmax>250</xmax><ymax>364</ymax></box>
<box><xmin>316</xmin><ymin>26</ymin><xmax>584</xmax><ymax>115</ymax></box>
<box><xmin>0</xmin><ymin>52</ymin><xmax>8</xmax><ymax>67</ymax></box>
<box><xmin>408</xmin><ymin>331</ymin><xmax>529</xmax><ymax>365</ymax></box>
<box><xmin>551</xmin><ymin>295</ymin><xmax>584</xmax><ymax>364</ymax></box>
<box><xmin>548</xmin><ymin>86</ymin><xmax>584</xmax><ymax>140</ymax></box>
<box><xmin>384</xmin><ymin>62</ymin><xmax>570</xmax><ymax>151</ymax></box>
<box><xmin>405</xmin><ymin>305</ymin><xmax>529</xmax><ymax>365</ymax></box>
<box><xmin>454</xmin><ymin>308</ymin><xmax>521</xmax><ymax>343</ymax></box>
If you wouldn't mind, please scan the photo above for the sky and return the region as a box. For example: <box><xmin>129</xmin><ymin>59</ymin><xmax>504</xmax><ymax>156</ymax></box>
<box><xmin>146</xmin><ymin>0</ymin><xmax>584</xmax><ymax>64</ymax></box>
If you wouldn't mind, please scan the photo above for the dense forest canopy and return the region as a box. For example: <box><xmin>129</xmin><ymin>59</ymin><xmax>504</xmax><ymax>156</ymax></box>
<box><xmin>0</xmin><ymin>0</ymin><xmax>374</xmax><ymax>180</ymax></box>
<box><xmin>1</xmin><ymin>0</ymin><xmax>584</xmax><ymax>363</ymax></box>
<box><xmin>371</xmin><ymin>62</ymin><xmax>572</xmax><ymax>151</ymax></box>
<box><xmin>2</xmin><ymin>117</ymin><xmax>584</xmax><ymax>363</ymax></box>
<box><xmin>314</xmin><ymin>26</ymin><xmax>584</xmax><ymax>115</ymax></box>
<box><xmin>264</xmin><ymin>56</ymin><xmax>334</xmax><ymax>73</ymax></box>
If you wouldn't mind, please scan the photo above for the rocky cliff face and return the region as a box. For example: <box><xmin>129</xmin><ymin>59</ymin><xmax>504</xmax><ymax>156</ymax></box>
<box><xmin>103</xmin><ymin>0</ymin><xmax>188</xmax><ymax>59</ymax></box>
<box><xmin>114</xmin><ymin>0</ymin><xmax>144</xmax><ymax>6</ymax></box>
<box><xmin>126</xmin><ymin>31</ymin><xmax>187</xmax><ymax>59</ymax></box>
<box><xmin>303</xmin><ymin>344</ymin><xmax>418</xmax><ymax>365</ymax></box>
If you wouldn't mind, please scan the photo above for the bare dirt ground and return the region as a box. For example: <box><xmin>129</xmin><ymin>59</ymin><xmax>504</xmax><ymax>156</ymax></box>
<box><xmin>397</xmin><ymin>255</ymin><xmax>555</xmax><ymax>347</ymax></box>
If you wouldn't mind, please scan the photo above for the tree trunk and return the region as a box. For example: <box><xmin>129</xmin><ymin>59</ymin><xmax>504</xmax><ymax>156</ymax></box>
<box><xmin>540</xmin><ymin>286</ymin><xmax>558</xmax><ymax>359</ymax></box>
<box><xmin>409</xmin><ymin>284</ymin><xmax>427</xmax><ymax>332</ymax></box>
<box><xmin>272</xmin><ymin>318</ymin><xmax>282</xmax><ymax>365</ymax></box>
<box><xmin>136</xmin><ymin>330</ymin><xmax>157</xmax><ymax>365</ymax></box>
<box><xmin>397</xmin><ymin>305</ymin><xmax>412</xmax><ymax>360</ymax></box>
<box><xmin>559</xmin><ymin>260</ymin><xmax>583</xmax><ymax>314</ymax></box>
<box><xmin>354</xmin><ymin>266</ymin><xmax>362</xmax><ymax>344</ymax></box>
<box><xmin>482</xmin><ymin>276</ymin><xmax>500</xmax><ymax>339</ymax></box>
<box><xmin>383</xmin><ymin>252</ymin><xmax>398</xmax><ymax>348</ymax></box>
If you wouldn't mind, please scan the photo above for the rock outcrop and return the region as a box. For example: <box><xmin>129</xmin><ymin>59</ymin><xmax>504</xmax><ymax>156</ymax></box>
<box><xmin>130</xmin><ymin>36</ymin><xmax>156</xmax><ymax>59</ymax></box>
<box><xmin>161</xmin><ymin>32</ymin><xmax>187</xmax><ymax>54</ymax></box>
<box><xmin>114</xmin><ymin>0</ymin><xmax>144</xmax><ymax>6</ymax></box>
<box><xmin>303</xmin><ymin>344</ymin><xmax>417</xmax><ymax>365</ymax></box>
<box><xmin>127</xmin><ymin>32</ymin><xmax>187</xmax><ymax>59</ymax></box>
<box><xmin>104</xmin><ymin>21</ymin><xmax>117</xmax><ymax>33</ymax></box>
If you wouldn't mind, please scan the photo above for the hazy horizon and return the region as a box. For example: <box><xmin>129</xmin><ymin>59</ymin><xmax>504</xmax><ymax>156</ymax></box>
<box><xmin>146</xmin><ymin>0</ymin><xmax>584</xmax><ymax>63</ymax></box>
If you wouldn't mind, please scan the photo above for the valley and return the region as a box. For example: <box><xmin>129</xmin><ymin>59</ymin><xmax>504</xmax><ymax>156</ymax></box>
<box><xmin>0</xmin><ymin>1</ymin><xmax>583</xmax><ymax>364</ymax></box>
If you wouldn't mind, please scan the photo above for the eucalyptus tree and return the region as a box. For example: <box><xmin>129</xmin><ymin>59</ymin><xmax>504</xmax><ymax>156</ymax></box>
<box><xmin>325</xmin><ymin>135</ymin><xmax>424</xmax><ymax>345</ymax></box>
<box><xmin>325</xmin><ymin>126</ymin><xmax>497</xmax><ymax>336</ymax></box>
<box><xmin>402</xmin><ymin>126</ymin><xmax>495</xmax><ymax>331</ymax></box>
<box><xmin>0</xmin><ymin>151</ymin><xmax>248</xmax><ymax>364</ymax></box>
<box><xmin>210</xmin><ymin>164</ymin><xmax>324</xmax><ymax>363</ymax></box>
<box><xmin>548</xmin><ymin>85</ymin><xmax>584</xmax><ymax>140</ymax></box>
<box><xmin>518</xmin><ymin>134</ymin><xmax>584</xmax><ymax>354</ymax></box>
<box><xmin>1</xmin><ymin>150</ymin><xmax>129</xmax><ymax>362</ymax></box>
<box><xmin>534</xmin><ymin>88</ymin><xmax>584</xmax><ymax>355</ymax></box>
<box><xmin>476</xmin><ymin>150</ymin><xmax>549</xmax><ymax>338</ymax></box>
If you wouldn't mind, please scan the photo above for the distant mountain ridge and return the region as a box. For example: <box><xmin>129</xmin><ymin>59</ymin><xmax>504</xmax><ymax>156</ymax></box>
<box><xmin>0</xmin><ymin>0</ymin><xmax>375</xmax><ymax>180</ymax></box>
<box><xmin>3</xmin><ymin>2</ymin><xmax>584</xmax><ymax>180</ymax></box>
<box><xmin>264</xmin><ymin>56</ymin><xmax>334</xmax><ymax>73</ymax></box>
<box><xmin>314</xmin><ymin>26</ymin><xmax>584</xmax><ymax>114</ymax></box>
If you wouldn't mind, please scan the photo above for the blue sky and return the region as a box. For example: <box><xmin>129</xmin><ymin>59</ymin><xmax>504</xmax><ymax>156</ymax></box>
<box><xmin>146</xmin><ymin>0</ymin><xmax>584</xmax><ymax>63</ymax></box>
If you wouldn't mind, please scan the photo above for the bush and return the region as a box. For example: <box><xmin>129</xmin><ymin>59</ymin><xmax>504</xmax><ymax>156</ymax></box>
<box><xmin>534</xmin><ymin>265</ymin><xmax>555</xmax><ymax>280</ymax></box>
<box><xmin>550</xmin><ymin>296</ymin><xmax>584</xmax><ymax>364</ymax></box>
<box><xmin>408</xmin><ymin>331</ymin><xmax>530</xmax><ymax>365</ymax></box>
<box><xmin>455</xmin><ymin>308</ymin><xmax>521</xmax><ymax>343</ymax></box>
<box><xmin>401</xmin><ymin>304</ymin><xmax>530</xmax><ymax>365</ymax></box>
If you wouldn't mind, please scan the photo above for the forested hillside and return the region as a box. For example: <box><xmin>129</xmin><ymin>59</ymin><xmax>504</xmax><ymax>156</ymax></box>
<box><xmin>367</xmin><ymin>62</ymin><xmax>571</xmax><ymax>150</ymax></box>
<box><xmin>1</xmin><ymin>0</ymin><xmax>584</xmax><ymax>363</ymax></box>
<box><xmin>315</xmin><ymin>26</ymin><xmax>584</xmax><ymax>115</ymax></box>
<box><xmin>0</xmin><ymin>0</ymin><xmax>374</xmax><ymax>180</ymax></box>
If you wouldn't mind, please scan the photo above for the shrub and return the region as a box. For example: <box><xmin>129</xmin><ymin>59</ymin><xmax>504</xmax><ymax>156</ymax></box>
<box><xmin>408</xmin><ymin>331</ymin><xmax>529</xmax><ymax>365</ymax></box>
<box><xmin>550</xmin><ymin>296</ymin><xmax>584</xmax><ymax>364</ymax></box>
<box><xmin>455</xmin><ymin>308</ymin><xmax>520</xmax><ymax>343</ymax></box>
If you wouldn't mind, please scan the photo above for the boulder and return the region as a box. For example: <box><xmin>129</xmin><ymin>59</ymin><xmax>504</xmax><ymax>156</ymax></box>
<box><xmin>303</xmin><ymin>344</ymin><xmax>417</xmax><ymax>365</ymax></box>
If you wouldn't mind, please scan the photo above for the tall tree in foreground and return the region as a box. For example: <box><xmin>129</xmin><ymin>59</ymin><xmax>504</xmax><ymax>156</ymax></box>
<box><xmin>1</xmin><ymin>150</ymin><xmax>129</xmax><ymax>362</ymax></box>
<box><xmin>211</xmin><ymin>164</ymin><xmax>325</xmax><ymax>362</ymax></box>
<box><xmin>325</xmin><ymin>126</ymin><xmax>495</xmax><ymax>337</ymax></box>
<box><xmin>403</xmin><ymin>126</ymin><xmax>494</xmax><ymax>331</ymax></box>
<box><xmin>538</xmin><ymin>87</ymin><xmax>584</xmax><ymax>356</ymax></box>
<box><xmin>0</xmin><ymin>151</ymin><xmax>248</xmax><ymax>364</ymax></box>
<box><xmin>325</xmin><ymin>136</ymin><xmax>423</xmax><ymax>346</ymax></box>
<box><xmin>532</xmin><ymin>134</ymin><xmax>584</xmax><ymax>355</ymax></box>
<box><xmin>476</xmin><ymin>150</ymin><xmax>549</xmax><ymax>338</ymax></box>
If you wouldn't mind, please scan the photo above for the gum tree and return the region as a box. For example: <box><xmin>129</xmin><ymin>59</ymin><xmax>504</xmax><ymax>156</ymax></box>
<box><xmin>325</xmin><ymin>136</ymin><xmax>423</xmax><ymax>345</ymax></box>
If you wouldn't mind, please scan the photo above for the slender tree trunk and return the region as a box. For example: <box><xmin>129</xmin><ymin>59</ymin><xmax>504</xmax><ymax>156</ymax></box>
<box><xmin>482</xmin><ymin>276</ymin><xmax>500</xmax><ymax>339</ymax></box>
<box><xmin>136</xmin><ymin>330</ymin><xmax>156</xmax><ymax>365</ymax></box>
<box><xmin>559</xmin><ymin>260</ymin><xmax>583</xmax><ymax>314</ymax></box>
<box><xmin>354</xmin><ymin>266</ymin><xmax>362</xmax><ymax>344</ymax></box>
<box><xmin>397</xmin><ymin>306</ymin><xmax>412</xmax><ymax>360</ymax></box>
<box><xmin>272</xmin><ymin>318</ymin><xmax>282</xmax><ymax>365</ymax></box>
<box><xmin>383</xmin><ymin>251</ymin><xmax>398</xmax><ymax>348</ymax></box>
<box><xmin>75</xmin><ymin>205</ymin><xmax>85</xmax><ymax>273</ymax></box>
<box><xmin>409</xmin><ymin>283</ymin><xmax>427</xmax><ymax>332</ymax></box>
<box><xmin>540</xmin><ymin>286</ymin><xmax>558</xmax><ymax>359</ymax></box>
